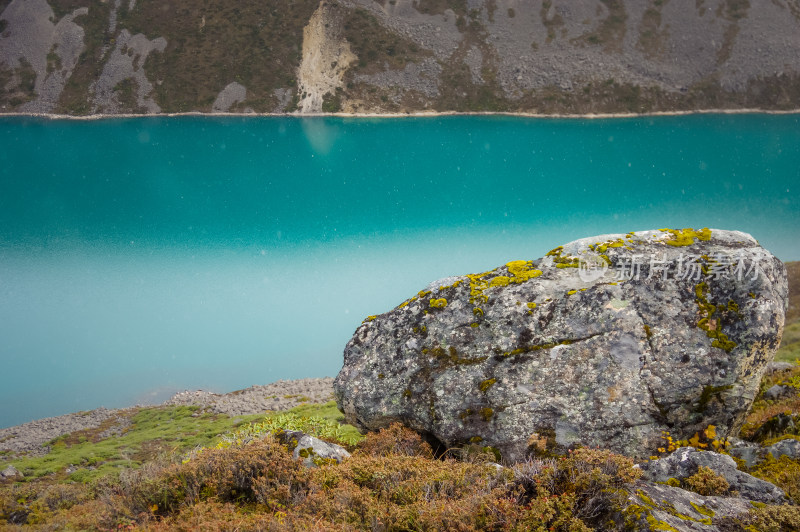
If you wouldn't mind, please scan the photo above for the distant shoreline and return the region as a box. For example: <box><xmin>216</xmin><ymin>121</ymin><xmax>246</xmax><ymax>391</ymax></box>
<box><xmin>0</xmin><ymin>377</ymin><xmax>335</xmax><ymax>458</ymax></box>
<box><xmin>1</xmin><ymin>108</ymin><xmax>799</xmax><ymax>121</ymax></box>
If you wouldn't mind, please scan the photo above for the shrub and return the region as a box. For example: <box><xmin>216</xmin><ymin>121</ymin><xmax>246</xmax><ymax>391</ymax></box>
<box><xmin>0</xmin><ymin>480</ymin><xmax>101</xmax><ymax>528</ymax></box>
<box><xmin>744</xmin><ymin>504</ymin><xmax>800</xmax><ymax>532</ymax></box>
<box><xmin>114</xmin><ymin>436</ymin><xmax>309</xmax><ymax>520</ymax></box>
<box><xmin>513</xmin><ymin>448</ymin><xmax>641</xmax><ymax>527</ymax></box>
<box><xmin>749</xmin><ymin>455</ymin><xmax>800</xmax><ymax>504</ymax></box>
<box><xmin>716</xmin><ymin>504</ymin><xmax>800</xmax><ymax>532</ymax></box>
<box><xmin>357</xmin><ymin>422</ymin><xmax>433</xmax><ymax>458</ymax></box>
<box><xmin>683</xmin><ymin>465</ymin><xmax>730</xmax><ymax>496</ymax></box>
<box><xmin>302</xmin><ymin>453</ymin><xmax>521</xmax><ymax>530</ymax></box>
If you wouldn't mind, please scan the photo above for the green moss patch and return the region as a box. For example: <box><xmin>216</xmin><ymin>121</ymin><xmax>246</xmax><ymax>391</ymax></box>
<box><xmin>0</xmin><ymin>401</ymin><xmax>356</xmax><ymax>483</ymax></box>
<box><xmin>694</xmin><ymin>281</ymin><xmax>737</xmax><ymax>353</ymax></box>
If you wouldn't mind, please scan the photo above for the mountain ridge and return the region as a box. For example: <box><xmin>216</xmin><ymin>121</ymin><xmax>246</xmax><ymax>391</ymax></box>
<box><xmin>1</xmin><ymin>0</ymin><xmax>799</xmax><ymax>116</ymax></box>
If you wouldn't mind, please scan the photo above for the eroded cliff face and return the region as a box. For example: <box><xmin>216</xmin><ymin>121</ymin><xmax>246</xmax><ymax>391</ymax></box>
<box><xmin>1</xmin><ymin>0</ymin><xmax>798</xmax><ymax>115</ymax></box>
<box><xmin>296</xmin><ymin>1</ymin><xmax>356</xmax><ymax>113</ymax></box>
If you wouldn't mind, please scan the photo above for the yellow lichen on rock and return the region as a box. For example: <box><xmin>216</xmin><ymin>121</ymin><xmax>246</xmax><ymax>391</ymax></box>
<box><xmin>430</xmin><ymin>298</ymin><xmax>447</xmax><ymax>309</ymax></box>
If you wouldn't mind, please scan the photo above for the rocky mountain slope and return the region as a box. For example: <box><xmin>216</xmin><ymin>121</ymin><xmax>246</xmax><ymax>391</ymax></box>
<box><xmin>1</xmin><ymin>0</ymin><xmax>798</xmax><ymax>115</ymax></box>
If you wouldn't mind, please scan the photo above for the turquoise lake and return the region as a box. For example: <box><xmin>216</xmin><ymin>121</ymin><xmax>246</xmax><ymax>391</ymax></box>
<box><xmin>0</xmin><ymin>114</ymin><xmax>798</xmax><ymax>428</ymax></box>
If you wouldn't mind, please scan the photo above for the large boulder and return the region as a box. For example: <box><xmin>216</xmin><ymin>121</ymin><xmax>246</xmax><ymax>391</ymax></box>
<box><xmin>334</xmin><ymin>229</ymin><xmax>788</xmax><ymax>462</ymax></box>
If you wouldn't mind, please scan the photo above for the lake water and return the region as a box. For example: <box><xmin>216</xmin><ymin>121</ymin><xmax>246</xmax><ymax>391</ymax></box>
<box><xmin>1</xmin><ymin>114</ymin><xmax>798</xmax><ymax>428</ymax></box>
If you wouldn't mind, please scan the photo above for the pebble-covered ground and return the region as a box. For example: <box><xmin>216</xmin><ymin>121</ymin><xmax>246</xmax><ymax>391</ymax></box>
<box><xmin>0</xmin><ymin>377</ymin><xmax>334</xmax><ymax>458</ymax></box>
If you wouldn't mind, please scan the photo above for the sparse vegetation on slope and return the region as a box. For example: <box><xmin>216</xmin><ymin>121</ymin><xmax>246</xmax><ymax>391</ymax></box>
<box><xmin>1</xmin><ymin>0</ymin><xmax>798</xmax><ymax>114</ymax></box>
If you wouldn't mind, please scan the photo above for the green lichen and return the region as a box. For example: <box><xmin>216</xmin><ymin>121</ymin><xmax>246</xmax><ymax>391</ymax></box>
<box><xmin>397</xmin><ymin>296</ymin><xmax>417</xmax><ymax>309</ymax></box>
<box><xmin>697</xmin><ymin>384</ymin><xmax>734</xmax><ymax>412</ymax></box>
<box><xmin>660</xmin><ymin>227</ymin><xmax>712</xmax><ymax>247</ymax></box>
<box><xmin>427</xmin><ymin>345</ymin><xmax>487</xmax><ymax>366</ymax></box>
<box><xmin>632</xmin><ymin>489</ymin><xmax>713</xmax><ymax>529</ymax></box>
<box><xmin>479</xmin><ymin>378</ymin><xmax>497</xmax><ymax>392</ymax></box>
<box><xmin>526</xmin><ymin>302</ymin><xmax>537</xmax><ymax>309</ymax></box>
<box><xmin>645</xmin><ymin>514</ymin><xmax>681</xmax><ymax>531</ymax></box>
<box><xmin>489</xmin><ymin>276</ymin><xmax>510</xmax><ymax>287</ymax></box>
<box><xmin>694</xmin><ymin>281</ymin><xmax>738</xmax><ymax>352</ymax></box>
<box><xmin>545</xmin><ymin>245</ymin><xmax>581</xmax><ymax>267</ymax></box>
<box><xmin>638</xmin><ymin>491</ymin><xmax>658</xmax><ymax>508</ymax></box>
<box><xmin>483</xmin><ymin>446</ymin><xmax>501</xmax><ymax>461</ymax></box>
<box><xmin>470</xmin><ymin>322</ymin><xmax>479</xmax><ymax>328</ymax></box>
<box><xmin>467</xmin><ymin>272</ymin><xmax>491</xmax><ymax>305</ymax></box>
<box><xmin>430</xmin><ymin>298</ymin><xmax>448</xmax><ymax>309</ymax></box>
<box><xmin>465</xmin><ymin>260</ymin><xmax>542</xmax><ymax>305</ymax></box>
<box><xmin>438</xmin><ymin>279</ymin><xmax>463</xmax><ymax>290</ymax></box>
<box><xmin>690</xmin><ymin>502</ymin><xmax>715</xmax><ymax>518</ymax></box>
<box><xmin>506</xmin><ymin>260</ymin><xmax>543</xmax><ymax>281</ymax></box>
<box><xmin>502</xmin><ymin>339</ymin><xmax>573</xmax><ymax>358</ymax></box>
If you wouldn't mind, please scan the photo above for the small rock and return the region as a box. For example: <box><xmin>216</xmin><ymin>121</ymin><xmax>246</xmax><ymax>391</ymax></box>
<box><xmin>764</xmin><ymin>384</ymin><xmax>792</xmax><ymax>400</ymax></box>
<box><xmin>765</xmin><ymin>438</ymin><xmax>800</xmax><ymax>460</ymax></box>
<box><xmin>292</xmin><ymin>434</ymin><xmax>350</xmax><ymax>467</ymax></box>
<box><xmin>751</xmin><ymin>413</ymin><xmax>797</xmax><ymax>443</ymax></box>
<box><xmin>278</xmin><ymin>430</ymin><xmax>350</xmax><ymax>467</ymax></box>
<box><xmin>727</xmin><ymin>437</ymin><xmax>764</xmax><ymax>468</ymax></box>
<box><xmin>766</xmin><ymin>361</ymin><xmax>795</xmax><ymax>374</ymax></box>
<box><xmin>639</xmin><ymin>447</ymin><xmax>786</xmax><ymax>504</ymax></box>
<box><xmin>625</xmin><ymin>482</ymin><xmax>754</xmax><ymax>531</ymax></box>
<box><xmin>1</xmin><ymin>464</ymin><xmax>23</xmax><ymax>480</ymax></box>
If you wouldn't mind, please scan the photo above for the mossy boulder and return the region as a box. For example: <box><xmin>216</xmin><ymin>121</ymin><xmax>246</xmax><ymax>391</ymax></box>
<box><xmin>334</xmin><ymin>229</ymin><xmax>788</xmax><ymax>461</ymax></box>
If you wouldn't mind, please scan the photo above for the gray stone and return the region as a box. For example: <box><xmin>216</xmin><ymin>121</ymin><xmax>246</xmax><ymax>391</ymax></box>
<box><xmin>751</xmin><ymin>413</ymin><xmax>797</xmax><ymax>443</ymax></box>
<box><xmin>335</xmin><ymin>229</ymin><xmax>787</xmax><ymax>462</ymax></box>
<box><xmin>211</xmin><ymin>82</ymin><xmax>247</xmax><ymax>113</ymax></box>
<box><xmin>766</xmin><ymin>361</ymin><xmax>795</xmax><ymax>374</ymax></box>
<box><xmin>638</xmin><ymin>447</ymin><xmax>786</xmax><ymax>504</ymax></box>
<box><xmin>765</xmin><ymin>438</ymin><xmax>800</xmax><ymax>460</ymax></box>
<box><xmin>292</xmin><ymin>434</ymin><xmax>350</xmax><ymax>467</ymax></box>
<box><xmin>727</xmin><ymin>437</ymin><xmax>764</xmax><ymax>468</ymax></box>
<box><xmin>1</xmin><ymin>464</ymin><xmax>22</xmax><ymax>480</ymax></box>
<box><xmin>624</xmin><ymin>482</ymin><xmax>754</xmax><ymax>531</ymax></box>
<box><xmin>279</xmin><ymin>430</ymin><xmax>350</xmax><ymax>467</ymax></box>
<box><xmin>764</xmin><ymin>384</ymin><xmax>792</xmax><ymax>400</ymax></box>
